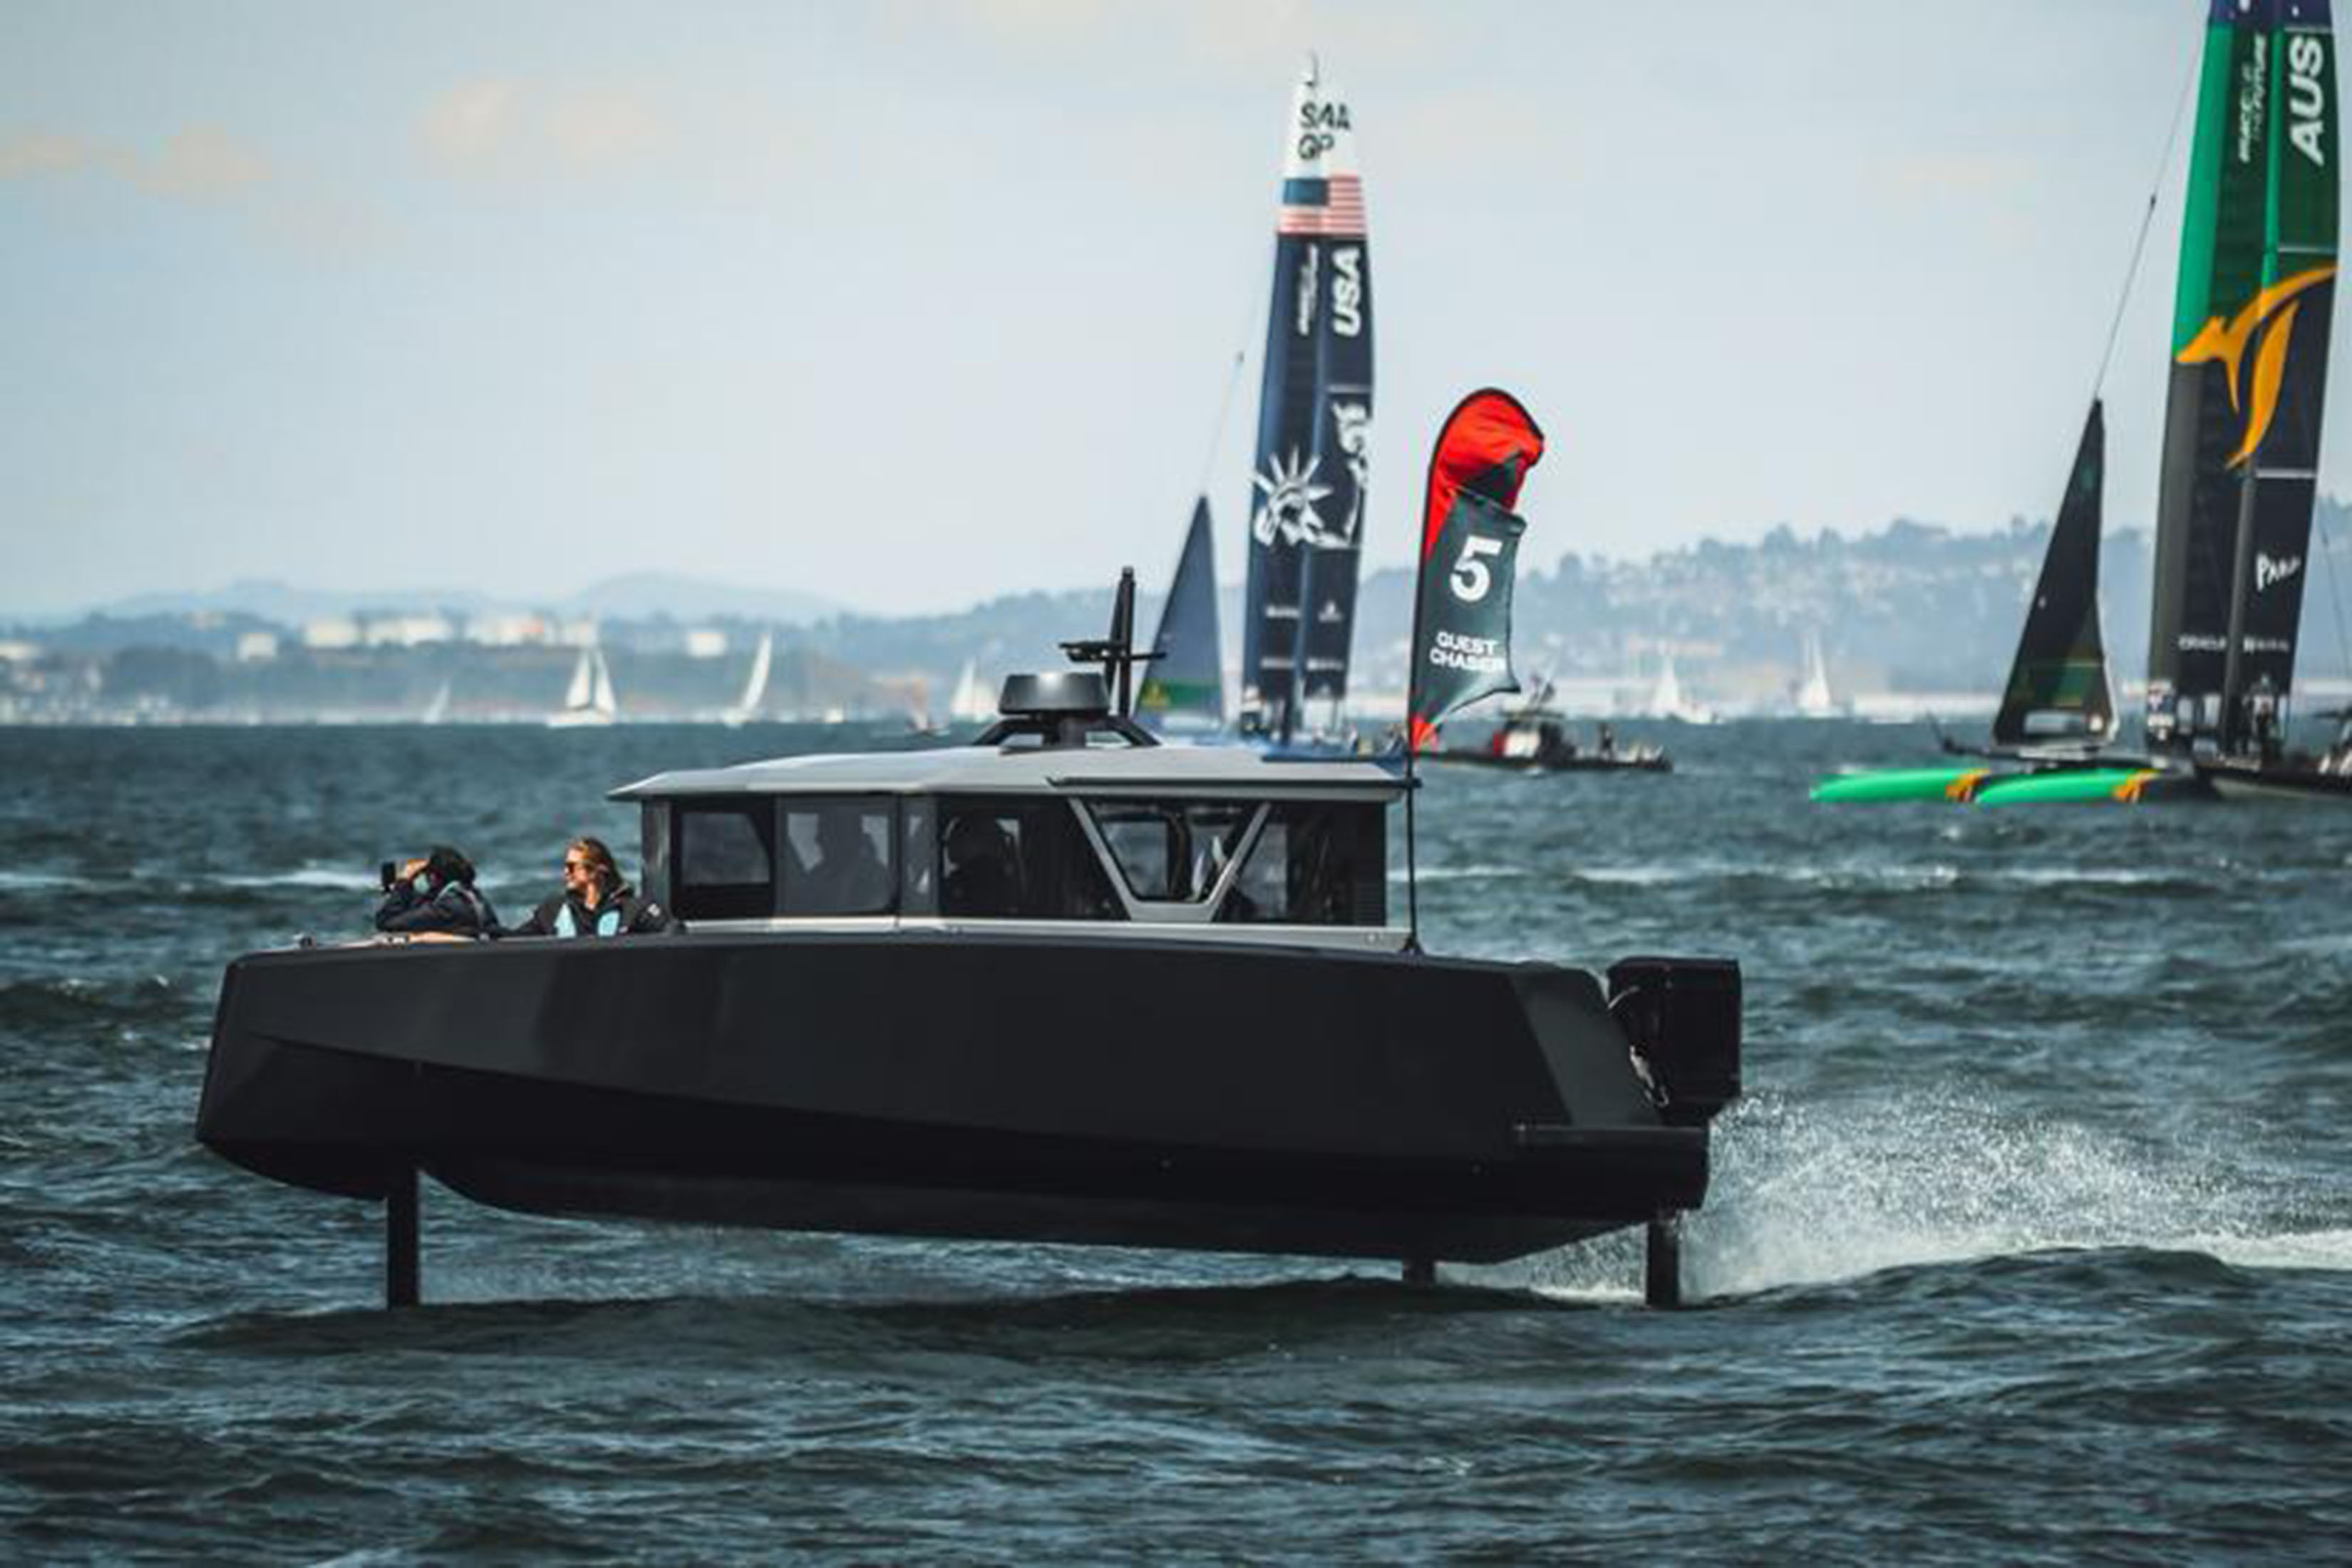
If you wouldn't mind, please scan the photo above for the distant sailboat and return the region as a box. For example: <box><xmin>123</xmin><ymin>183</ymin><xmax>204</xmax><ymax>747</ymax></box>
<box><xmin>1640</xmin><ymin>654</ymin><xmax>1713</xmax><ymax>725</ymax></box>
<box><xmin>1814</xmin><ymin>403</ymin><xmax>2141</xmax><ymax>800</ymax></box>
<box><xmin>948</xmin><ymin>659</ymin><xmax>994</xmax><ymax>724</ymax></box>
<box><xmin>723</xmin><ymin>631</ymin><xmax>773</xmax><ymax>727</ymax></box>
<box><xmin>421</xmin><ymin>679</ymin><xmax>453</xmax><ymax>726</ymax></box>
<box><xmin>1137</xmin><ymin>497</ymin><xmax>1226</xmax><ymax>733</ymax></box>
<box><xmin>1793</xmin><ymin>631</ymin><xmax>1840</xmax><ymax>718</ymax></box>
<box><xmin>548</xmin><ymin>644</ymin><xmax>619</xmax><ymax>728</ymax></box>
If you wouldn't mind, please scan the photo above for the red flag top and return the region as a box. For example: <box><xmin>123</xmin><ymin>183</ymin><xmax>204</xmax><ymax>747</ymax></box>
<box><xmin>1420</xmin><ymin>390</ymin><xmax>1545</xmax><ymax>563</ymax></box>
<box><xmin>1408</xmin><ymin>390</ymin><xmax>1546</xmax><ymax>752</ymax></box>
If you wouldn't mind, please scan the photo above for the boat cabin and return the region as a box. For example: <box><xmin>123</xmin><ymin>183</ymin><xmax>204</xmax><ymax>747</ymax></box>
<box><xmin>613</xmin><ymin>675</ymin><xmax>1405</xmax><ymax>950</ymax></box>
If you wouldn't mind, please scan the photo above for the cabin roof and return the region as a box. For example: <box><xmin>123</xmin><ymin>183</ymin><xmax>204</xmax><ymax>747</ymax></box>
<box><xmin>610</xmin><ymin>740</ymin><xmax>1408</xmax><ymax>800</ymax></box>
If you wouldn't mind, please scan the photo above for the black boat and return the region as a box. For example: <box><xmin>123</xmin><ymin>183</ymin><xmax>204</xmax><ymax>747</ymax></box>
<box><xmin>197</xmin><ymin>599</ymin><xmax>1740</xmax><ymax>1308</ymax></box>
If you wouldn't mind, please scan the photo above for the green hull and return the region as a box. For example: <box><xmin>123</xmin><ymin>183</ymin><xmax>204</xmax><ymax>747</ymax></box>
<box><xmin>1809</xmin><ymin>767</ymin><xmax>1986</xmax><ymax>803</ymax></box>
<box><xmin>1971</xmin><ymin>768</ymin><xmax>2160</xmax><ymax>805</ymax></box>
<box><xmin>1812</xmin><ymin>763</ymin><xmax>2197</xmax><ymax>805</ymax></box>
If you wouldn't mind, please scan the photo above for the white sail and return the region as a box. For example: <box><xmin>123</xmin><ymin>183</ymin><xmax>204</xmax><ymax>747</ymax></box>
<box><xmin>723</xmin><ymin>632</ymin><xmax>773</xmax><ymax>726</ymax></box>
<box><xmin>949</xmin><ymin>658</ymin><xmax>994</xmax><ymax>723</ymax></box>
<box><xmin>589</xmin><ymin>648</ymin><xmax>618</xmax><ymax>718</ymax></box>
<box><xmin>562</xmin><ymin>647</ymin><xmax>594</xmax><ymax>711</ymax></box>
<box><xmin>549</xmin><ymin>641</ymin><xmax>619</xmax><ymax>727</ymax></box>
<box><xmin>1642</xmin><ymin>655</ymin><xmax>1713</xmax><ymax>724</ymax></box>
<box><xmin>1794</xmin><ymin>631</ymin><xmax>1839</xmax><ymax>718</ymax></box>
<box><xmin>422</xmin><ymin>679</ymin><xmax>453</xmax><ymax>725</ymax></box>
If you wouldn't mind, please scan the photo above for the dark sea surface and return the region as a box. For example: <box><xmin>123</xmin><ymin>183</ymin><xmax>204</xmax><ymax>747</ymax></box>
<box><xmin>4</xmin><ymin>718</ymin><xmax>2348</xmax><ymax>1564</ymax></box>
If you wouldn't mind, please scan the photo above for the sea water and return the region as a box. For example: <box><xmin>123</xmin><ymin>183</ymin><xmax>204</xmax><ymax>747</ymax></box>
<box><xmin>3</xmin><ymin>721</ymin><xmax>2346</xmax><ymax>1562</ymax></box>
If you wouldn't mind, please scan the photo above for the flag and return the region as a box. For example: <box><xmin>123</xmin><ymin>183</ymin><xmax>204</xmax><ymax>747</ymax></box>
<box><xmin>1408</xmin><ymin>390</ymin><xmax>1545</xmax><ymax>752</ymax></box>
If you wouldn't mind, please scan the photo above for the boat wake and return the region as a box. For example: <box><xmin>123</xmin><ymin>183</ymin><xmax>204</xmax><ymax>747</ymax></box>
<box><xmin>1676</xmin><ymin>1088</ymin><xmax>2345</xmax><ymax>1299</ymax></box>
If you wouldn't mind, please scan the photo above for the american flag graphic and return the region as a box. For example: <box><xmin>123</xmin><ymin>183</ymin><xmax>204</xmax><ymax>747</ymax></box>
<box><xmin>1276</xmin><ymin>174</ymin><xmax>1366</xmax><ymax>238</ymax></box>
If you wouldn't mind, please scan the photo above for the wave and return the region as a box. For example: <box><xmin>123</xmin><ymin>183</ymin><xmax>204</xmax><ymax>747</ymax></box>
<box><xmin>1670</xmin><ymin>1088</ymin><xmax>2338</xmax><ymax>1300</ymax></box>
<box><xmin>1405</xmin><ymin>860</ymin><xmax>2222</xmax><ymax>895</ymax></box>
<box><xmin>1386</xmin><ymin>864</ymin><xmax>1532</xmax><ymax>884</ymax></box>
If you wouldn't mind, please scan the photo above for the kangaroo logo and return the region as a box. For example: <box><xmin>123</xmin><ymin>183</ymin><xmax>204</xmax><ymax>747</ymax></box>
<box><xmin>2176</xmin><ymin>264</ymin><xmax>2336</xmax><ymax>466</ymax></box>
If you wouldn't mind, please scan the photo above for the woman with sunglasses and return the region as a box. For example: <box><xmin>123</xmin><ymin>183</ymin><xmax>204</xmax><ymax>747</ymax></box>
<box><xmin>505</xmin><ymin>836</ymin><xmax>671</xmax><ymax>938</ymax></box>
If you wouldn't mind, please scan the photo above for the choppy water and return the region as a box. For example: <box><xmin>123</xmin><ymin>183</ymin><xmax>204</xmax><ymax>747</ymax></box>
<box><xmin>4</xmin><ymin>721</ymin><xmax>2348</xmax><ymax>1562</ymax></box>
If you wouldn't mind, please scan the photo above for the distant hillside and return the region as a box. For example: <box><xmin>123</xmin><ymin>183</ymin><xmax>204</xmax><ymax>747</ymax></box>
<box><xmin>13</xmin><ymin>506</ymin><xmax>2352</xmax><ymax>721</ymax></box>
<box><xmin>80</xmin><ymin>574</ymin><xmax>842</xmax><ymax>628</ymax></box>
<box><xmin>795</xmin><ymin>502</ymin><xmax>2352</xmax><ymax>705</ymax></box>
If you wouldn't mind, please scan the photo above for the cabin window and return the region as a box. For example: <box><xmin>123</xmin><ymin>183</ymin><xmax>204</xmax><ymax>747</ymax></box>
<box><xmin>639</xmin><ymin>801</ymin><xmax>672</xmax><ymax>908</ymax></box>
<box><xmin>674</xmin><ymin>800</ymin><xmax>776</xmax><ymax>920</ymax></box>
<box><xmin>780</xmin><ymin>797</ymin><xmax>897</xmax><ymax>917</ymax></box>
<box><xmin>1219</xmin><ymin>801</ymin><xmax>1386</xmax><ymax>927</ymax></box>
<box><xmin>899</xmin><ymin>797</ymin><xmax>938</xmax><ymax>916</ymax></box>
<box><xmin>937</xmin><ymin>796</ymin><xmax>1121</xmax><ymax>919</ymax></box>
<box><xmin>1082</xmin><ymin>799</ymin><xmax>1258</xmax><ymax>904</ymax></box>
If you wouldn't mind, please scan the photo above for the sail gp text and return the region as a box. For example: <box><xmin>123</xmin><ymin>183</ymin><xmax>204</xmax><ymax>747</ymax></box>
<box><xmin>1427</xmin><ymin>631</ymin><xmax>1507</xmax><ymax>674</ymax></box>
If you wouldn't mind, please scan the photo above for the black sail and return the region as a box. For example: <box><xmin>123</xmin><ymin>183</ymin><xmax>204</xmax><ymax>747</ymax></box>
<box><xmin>1239</xmin><ymin>61</ymin><xmax>1373</xmax><ymax>736</ymax></box>
<box><xmin>1992</xmin><ymin>401</ymin><xmax>2115</xmax><ymax>749</ymax></box>
<box><xmin>2147</xmin><ymin>1</ymin><xmax>2338</xmax><ymax>758</ymax></box>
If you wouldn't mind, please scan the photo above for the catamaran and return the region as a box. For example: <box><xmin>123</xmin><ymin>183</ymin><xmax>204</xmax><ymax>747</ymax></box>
<box><xmin>2148</xmin><ymin>0</ymin><xmax>2347</xmax><ymax>798</ymax></box>
<box><xmin>1818</xmin><ymin>0</ymin><xmax>2343</xmax><ymax>804</ymax></box>
<box><xmin>1812</xmin><ymin>403</ymin><xmax>2170</xmax><ymax>802</ymax></box>
<box><xmin>1237</xmin><ymin>58</ymin><xmax>1374</xmax><ymax>748</ymax></box>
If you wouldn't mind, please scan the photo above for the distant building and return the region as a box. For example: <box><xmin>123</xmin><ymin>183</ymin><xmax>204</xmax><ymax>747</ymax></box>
<box><xmin>361</xmin><ymin>614</ymin><xmax>454</xmax><ymax>647</ymax></box>
<box><xmin>465</xmin><ymin>612</ymin><xmax>549</xmax><ymax>647</ymax></box>
<box><xmin>234</xmin><ymin>631</ymin><xmax>279</xmax><ymax>662</ymax></box>
<box><xmin>302</xmin><ymin>617</ymin><xmax>361</xmax><ymax>650</ymax></box>
<box><xmin>684</xmin><ymin>628</ymin><xmax>728</xmax><ymax>659</ymax></box>
<box><xmin>557</xmin><ymin>619</ymin><xmax>601</xmax><ymax>649</ymax></box>
<box><xmin>0</xmin><ymin>639</ymin><xmax>40</xmax><ymax>664</ymax></box>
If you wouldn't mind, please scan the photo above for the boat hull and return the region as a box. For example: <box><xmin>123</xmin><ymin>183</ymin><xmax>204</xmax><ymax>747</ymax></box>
<box><xmin>197</xmin><ymin>932</ymin><xmax>1723</xmax><ymax>1265</ymax></box>
<box><xmin>1812</xmin><ymin>761</ymin><xmax>2214</xmax><ymax>804</ymax></box>
<box><xmin>2197</xmin><ymin>760</ymin><xmax>2352</xmax><ymax>803</ymax></box>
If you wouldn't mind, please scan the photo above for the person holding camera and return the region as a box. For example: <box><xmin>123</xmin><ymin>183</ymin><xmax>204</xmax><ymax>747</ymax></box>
<box><xmin>505</xmin><ymin>836</ymin><xmax>670</xmax><ymax>938</ymax></box>
<box><xmin>373</xmin><ymin>845</ymin><xmax>499</xmax><ymax>939</ymax></box>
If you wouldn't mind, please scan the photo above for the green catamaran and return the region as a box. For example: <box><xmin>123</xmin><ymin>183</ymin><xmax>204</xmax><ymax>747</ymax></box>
<box><xmin>2151</xmin><ymin>0</ymin><xmax>2350</xmax><ymax>797</ymax></box>
<box><xmin>1817</xmin><ymin>0</ymin><xmax>2341</xmax><ymax>805</ymax></box>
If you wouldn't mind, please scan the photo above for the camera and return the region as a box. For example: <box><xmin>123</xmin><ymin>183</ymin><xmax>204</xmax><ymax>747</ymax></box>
<box><xmin>380</xmin><ymin>860</ymin><xmax>400</xmax><ymax>892</ymax></box>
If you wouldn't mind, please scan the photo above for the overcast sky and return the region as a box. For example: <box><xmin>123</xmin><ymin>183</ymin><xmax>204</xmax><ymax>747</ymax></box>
<box><xmin>0</xmin><ymin>1</ymin><xmax>2306</xmax><ymax>618</ymax></box>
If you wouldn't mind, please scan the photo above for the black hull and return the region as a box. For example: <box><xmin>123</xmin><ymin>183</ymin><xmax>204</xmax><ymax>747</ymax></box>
<box><xmin>198</xmin><ymin>932</ymin><xmax>1727</xmax><ymax>1266</ymax></box>
<box><xmin>2198</xmin><ymin>759</ymin><xmax>2352</xmax><ymax>803</ymax></box>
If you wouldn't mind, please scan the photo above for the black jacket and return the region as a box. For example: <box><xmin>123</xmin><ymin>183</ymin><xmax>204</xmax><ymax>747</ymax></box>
<box><xmin>374</xmin><ymin>879</ymin><xmax>499</xmax><ymax>938</ymax></box>
<box><xmin>504</xmin><ymin>882</ymin><xmax>671</xmax><ymax>938</ymax></box>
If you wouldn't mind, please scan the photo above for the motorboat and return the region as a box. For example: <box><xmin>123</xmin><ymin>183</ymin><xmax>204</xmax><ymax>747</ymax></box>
<box><xmin>1428</xmin><ymin>681</ymin><xmax>1670</xmax><ymax>775</ymax></box>
<box><xmin>197</xmin><ymin>600</ymin><xmax>1741</xmax><ymax>1308</ymax></box>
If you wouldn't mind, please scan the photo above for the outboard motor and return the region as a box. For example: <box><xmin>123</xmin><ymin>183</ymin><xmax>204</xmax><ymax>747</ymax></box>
<box><xmin>1607</xmin><ymin>958</ymin><xmax>1741</xmax><ymax>1128</ymax></box>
